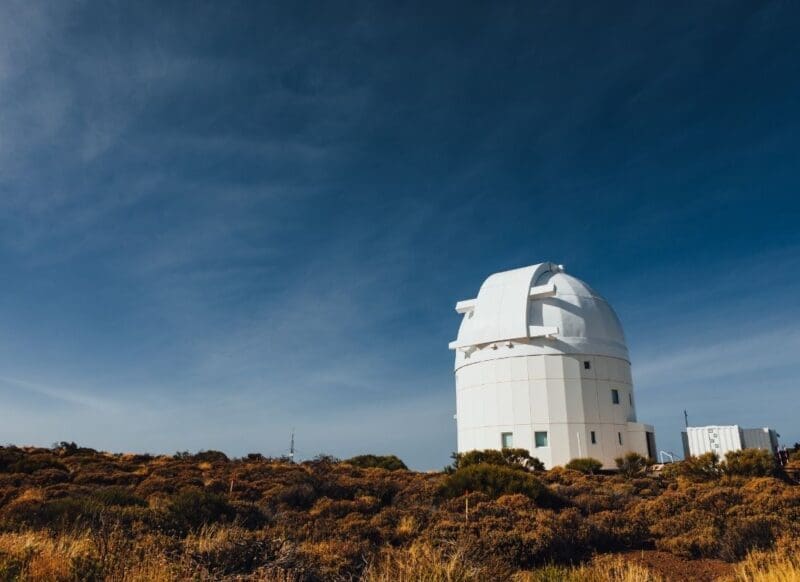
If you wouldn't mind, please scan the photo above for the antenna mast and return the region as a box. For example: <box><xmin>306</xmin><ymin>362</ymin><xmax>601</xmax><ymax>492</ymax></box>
<box><xmin>684</xmin><ymin>410</ymin><xmax>689</xmax><ymax>428</ymax></box>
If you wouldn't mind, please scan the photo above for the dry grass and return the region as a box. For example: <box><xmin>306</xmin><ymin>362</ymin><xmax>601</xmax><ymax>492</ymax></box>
<box><xmin>0</xmin><ymin>530</ymin><xmax>94</xmax><ymax>581</ymax></box>
<box><xmin>396</xmin><ymin>514</ymin><xmax>417</xmax><ymax>537</ymax></box>
<box><xmin>731</xmin><ymin>550</ymin><xmax>800</xmax><ymax>582</ymax></box>
<box><xmin>14</xmin><ymin>489</ymin><xmax>46</xmax><ymax>503</ymax></box>
<box><xmin>516</xmin><ymin>555</ymin><xmax>663</xmax><ymax>582</ymax></box>
<box><xmin>363</xmin><ymin>542</ymin><xmax>491</xmax><ymax>582</ymax></box>
<box><xmin>364</xmin><ymin>547</ymin><xmax>663</xmax><ymax>582</ymax></box>
<box><xmin>0</xmin><ymin>526</ymin><xmax>795</xmax><ymax>582</ymax></box>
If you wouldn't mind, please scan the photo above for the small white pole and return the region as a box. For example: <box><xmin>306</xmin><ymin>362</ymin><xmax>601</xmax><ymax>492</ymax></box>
<box><xmin>577</xmin><ymin>432</ymin><xmax>583</xmax><ymax>458</ymax></box>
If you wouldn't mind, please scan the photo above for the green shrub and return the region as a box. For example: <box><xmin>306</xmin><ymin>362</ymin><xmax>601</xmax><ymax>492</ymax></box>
<box><xmin>186</xmin><ymin>526</ymin><xmax>271</xmax><ymax>574</ymax></box>
<box><xmin>3</xmin><ymin>497</ymin><xmax>103</xmax><ymax>529</ymax></box>
<box><xmin>719</xmin><ymin>515</ymin><xmax>776</xmax><ymax>561</ymax></box>
<box><xmin>565</xmin><ymin>458</ymin><xmax>603</xmax><ymax>475</ymax></box>
<box><xmin>0</xmin><ymin>449</ymin><xmax>23</xmax><ymax>472</ymax></box>
<box><xmin>70</xmin><ymin>554</ymin><xmax>103</xmax><ymax>582</ymax></box>
<box><xmin>307</xmin><ymin>454</ymin><xmax>340</xmax><ymax>466</ymax></box>
<box><xmin>675</xmin><ymin>452</ymin><xmax>722</xmax><ymax>481</ymax></box>
<box><xmin>450</xmin><ymin>449</ymin><xmax>544</xmax><ymax>472</ymax></box>
<box><xmin>193</xmin><ymin>450</ymin><xmax>230</xmax><ymax>463</ymax></box>
<box><xmin>723</xmin><ymin>449</ymin><xmax>776</xmax><ymax>477</ymax></box>
<box><xmin>52</xmin><ymin>441</ymin><xmax>97</xmax><ymax>456</ymax></box>
<box><xmin>0</xmin><ymin>551</ymin><xmax>24</xmax><ymax>580</ymax></box>
<box><xmin>168</xmin><ymin>487</ymin><xmax>236</xmax><ymax>532</ymax></box>
<box><xmin>8</xmin><ymin>455</ymin><xmax>68</xmax><ymax>474</ymax></box>
<box><xmin>439</xmin><ymin>463</ymin><xmax>550</xmax><ymax>502</ymax></box>
<box><xmin>345</xmin><ymin>454</ymin><xmax>408</xmax><ymax>471</ymax></box>
<box><xmin>92</xmin><ymin>486</ymin><xmax>147</xmax><ymax>507</ymax></box>
<box><xmin>230</xmin><ymin>501</ymin><xmax>268</xmax><ymax>529</ymax></box>
<box><xmin>614</xmin><ymin>453</ymin><xmax>651</xmax><ymax>478</ymax></box>
<box><xmin>276</xmin><ymin>483</ymin><xmax>317</xmax><ymax>509</ymax></box>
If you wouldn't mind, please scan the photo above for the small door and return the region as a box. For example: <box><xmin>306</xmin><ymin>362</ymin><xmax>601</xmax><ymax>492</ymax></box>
<box><xmin>646</xmin><ymin>432</ymin><xmax>656</xmax><ymax>461</ymax></box>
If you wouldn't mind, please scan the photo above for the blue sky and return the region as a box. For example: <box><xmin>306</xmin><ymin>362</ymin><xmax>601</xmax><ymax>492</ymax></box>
<box><xmin>0</xmin><ymin>2</ymin><xmax>798</xmax><ymax>469</ymax></box>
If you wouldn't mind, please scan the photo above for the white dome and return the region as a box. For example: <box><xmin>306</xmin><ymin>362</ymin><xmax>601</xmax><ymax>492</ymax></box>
<box><xmin>450</xmin><ymin>263</ymin><xmax>628</xmax><ymax>370</ymax></box>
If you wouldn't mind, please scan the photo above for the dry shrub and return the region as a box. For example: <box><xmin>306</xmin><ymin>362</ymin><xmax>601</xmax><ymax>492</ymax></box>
<box><xmin>651</xmin><ymin>513</ymin><xmax>718</xmax><ymax>558</ymax></box>
<box><xmin>310</xmin><ymin>495</ymin><xmax>380</xmax><ymax>519</ymax></box>
<box><xmin>446</xmin><ymin>500</ymin><xmax>592</xmax><ymax>569</ymax></box>
<box><xmin>184</xmin><ymin>524</ymin><xmax>271</xmax><ymax>575</ymax></box>
<box><xmin>298</xmin><ymin>538</ymin><xmax>370</xmax><ymax>579</ymax></box>
<box><xmin>166</xmin><ymin>487</ymin><xmax>236</xmax><ymax>533</ymax></box>
<box><xmin>718</xmin><ymin>516</ymin><xmax>777</xmax><ymax>562</ymax></box>
<box><xmin>587</xmin><ymin>508</ymin><xmax>649</xmax><ymax>551</ymax></box>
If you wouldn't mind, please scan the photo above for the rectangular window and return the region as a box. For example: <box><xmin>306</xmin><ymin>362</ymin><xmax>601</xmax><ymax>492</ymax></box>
<box><xmin>611</xmin><ymin>389</ymin><xmax>620</xmax><ymax>404</ymax></box>
<box><xmin>583</xmin><ymin>360</ymin><xmax>591</xmax><ymax>370</ymax></box>
<box><xmin>618</xmin><ymin>432</ymin><xmax>623</xmax><ymax>445</ymax></box>
<box><xmin>501</xmin><ymin>432</ymin><xmax>513</xmax><ymax>449</ymax></box>
<box><xmin>535</xmin><ymin>431</ymin><xmax>549</xmax><ymax>447</ymax></box>
<box><xmin>590</xmin><ymin>431</ymin><xmax>597</xmax><ymax>444</ymax></box>
<box><xmin>629</xmin><ymin>393</ymin><xmax>633</xmax><ymax>406</ymax></box>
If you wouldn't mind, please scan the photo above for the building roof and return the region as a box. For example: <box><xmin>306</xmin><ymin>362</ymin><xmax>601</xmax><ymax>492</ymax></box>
<box><xmin>450</xmin><ymin>262</ymin><xmax>628</xmax><ymax>369</ymax></box>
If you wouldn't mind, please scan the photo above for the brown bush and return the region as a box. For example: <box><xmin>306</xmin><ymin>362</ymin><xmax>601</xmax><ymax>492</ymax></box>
<box><xmin>0</xmin><ymin>445</ymin><xmax>797</xmax><ymax>578</ymax></box>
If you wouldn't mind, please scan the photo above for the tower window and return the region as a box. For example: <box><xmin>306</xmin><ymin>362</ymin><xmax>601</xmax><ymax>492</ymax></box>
<box><xmin>629</xmin><ymin>393</ymin><xmax>633</xmax><ymax>406</ymax></box>
<box><xmin>618</xmin><ymin>432</ymin><xmax>623</xmax><ymax>445</ymax></box>
<box><xmin>501</xmin><ymin>432</ymin><xmax>514</xmax><ymax>449</ymax></box>
<box><xmin>583</xmin><ymin>361</ymin><xmax>591</xmax><ymax>370</ymax></box>
<box><xmin>611</xmin><ymin>389</ymin><xmax>620</xmax><ymax>404</ymax></box>
<box><xmin>535</xmin><ymin>431</ymin><xmax>549</xmax><ymax>447</ymax></box>
<box><xmin>590</xmin><ymin>431</ymin><xmax>597</xmax><ymax>444</ymax></box>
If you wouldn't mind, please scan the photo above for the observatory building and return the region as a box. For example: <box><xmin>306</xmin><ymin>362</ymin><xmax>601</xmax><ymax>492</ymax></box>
<box><xmin>449</xmin><ymin>262</ymin><xmax>656</xmax><ymax>469</ymax></box>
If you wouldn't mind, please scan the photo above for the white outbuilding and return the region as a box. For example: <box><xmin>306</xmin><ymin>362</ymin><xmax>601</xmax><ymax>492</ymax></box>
<box><xmin>449</xmin><ymin>262</ymin><xmax>656</xmax><ymax>469</ymax></box>
<box><xmin>682</xmin><ymin>425</ymin><xmax>779</xmax><ymax>459</ymax></box>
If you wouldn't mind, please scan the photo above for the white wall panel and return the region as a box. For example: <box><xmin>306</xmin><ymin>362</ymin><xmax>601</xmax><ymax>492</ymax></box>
<box><xmin>545</xmin><ymin>355</ymin><xmax>565</xmax><ymax>379</ymax></box>
<box><xmin>546</xmin><ymin>378</ymin><xmax>568</xmax><ymax>423</ymax></box>
<box><xmin>529</xmin><ymin>379</ymin><xmax>550</xmax><ymax>423</ymax></box>
<box><xmin>563</xmin><ymin>379</ymin><xmax>584</xmax><ymax>420</ymax></box>
<box><xmin>497</xmin><ymin>383</ymin><xmax>514</xmax><ymax>426</ymax></box>
<box><xmin>527</xmin><ymin>356</ymin><xmax>546</xmax><ymax>380</ymax></box>
<box><xmin>510</xmin><ymin>357</ymin><xmax>528</xmax><ymax>381</ymax></box>
<box><xmin>511</xmin><ymin>380</ymin><xmax>531</xmax><ymax>425</ymax></box>
<box><xmin>496</xmin><ymin>358</ymin><xmax>512</xmax><ymax>383</ymax></box>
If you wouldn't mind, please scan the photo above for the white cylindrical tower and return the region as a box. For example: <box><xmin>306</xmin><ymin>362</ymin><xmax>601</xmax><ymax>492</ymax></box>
<box><xmin>449</xmin><ymin>263</ymin><xmax>655</xmax><ymax>469</ymax></box>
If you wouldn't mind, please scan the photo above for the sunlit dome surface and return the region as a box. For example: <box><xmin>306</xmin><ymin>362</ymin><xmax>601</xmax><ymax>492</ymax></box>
<box><xmin>451</xmin><ymin>263</ymin><xmax>628</xmax><ymax>369</ymax></box>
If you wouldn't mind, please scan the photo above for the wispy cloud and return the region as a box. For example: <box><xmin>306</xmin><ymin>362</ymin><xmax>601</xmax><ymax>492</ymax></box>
<box><xmin>635</xmin><ymin>326</ymin><xmax>800</xmax><ymax>388</ymax></box>
<box><xmin>0</xmin><ymin>375</ymin><xmax>117</xmax><ymax>412</ymax></box>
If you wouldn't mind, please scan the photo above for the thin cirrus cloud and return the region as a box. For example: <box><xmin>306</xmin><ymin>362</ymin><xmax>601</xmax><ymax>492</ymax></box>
<box><xmin>0</xmin><ymin>375</ymin><xmax>117</xmax><ymax>413</ymax></box>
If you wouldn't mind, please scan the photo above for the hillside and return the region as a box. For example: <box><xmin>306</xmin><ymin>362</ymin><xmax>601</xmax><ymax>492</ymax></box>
<box><xmin>0</xmin><ymin>444</ymin><xmax>798</xmax><ymax>581</ymax></box>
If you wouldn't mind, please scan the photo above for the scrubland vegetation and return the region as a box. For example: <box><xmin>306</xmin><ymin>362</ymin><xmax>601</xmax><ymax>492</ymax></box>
<box><xmin>0</xmin><ymin>443</ymin><xmax>798</xmax><ymax>581</ymax></box>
